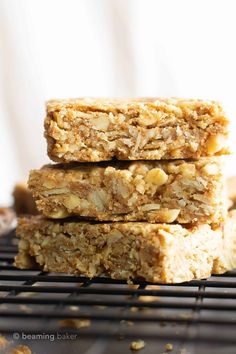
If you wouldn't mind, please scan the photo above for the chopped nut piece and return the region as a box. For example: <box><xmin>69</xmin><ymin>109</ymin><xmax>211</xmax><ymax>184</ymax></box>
<box><xmin>137</xmin><ymin>111</ymin><xmax>162</xmax><ymax>126</ymax></box>
<box><xmin>64</xmin><ymin>194</ymin><xmax>81</xmax><ymax>209</ymax></box>
<box><xmin>202</xmin><ymin>163</ymin><xmax>219</xmax><ymax>175</ymax></box>
<box><xmin>206</xmin><ymin>134</ymin><xmax>225</xmax><ymax>154</ymax></box>
<box><xmin>156</xmin><ymin>209</ymin><xmax>180</xmax><ymax>223</ymax></box>
<box><xmin>90</xmin><ymin>115</ymin><xmax>110</xmax><ymax>131</ymax></box>
<box><xmin>48</xmin><ymin>207</ymin><xmax>70</xmax><ymax>218</ymax></box>
<box><xmin>145</xmin><ymin>168</ymin><xmax>168</xmax><ymax>187</ymax></box>
<box><xmin>130</xmin><ymin>339</ymin><xmax>146</xmax><ymax>351</ymax></box>
<box><xmin>140</xmin><ymin>204</ymin><xmax>160</xmax><ymax>211</ymax></box>
<box><xmin>179</xmin><ymin>164</ymin><xmax>196</xmax><ymax>178</ymax></box>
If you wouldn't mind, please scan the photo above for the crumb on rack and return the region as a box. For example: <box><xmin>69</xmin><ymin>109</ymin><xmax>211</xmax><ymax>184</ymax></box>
<box><xmin>165</xmin><ymin>343</ymin><xmax>173</xmax><ymax>351</ymax></box>
<box><xmin>130</xmin><ymin>339</ymin><xmax>146</xmax><ymax>351</ymax></box>
<box><xmin>59</xmin><ymin>318</ymin><xmax>91</xmax><ymax>329</ymax></box>
<box><xmin>8</xmin><ymin>345</ymin><xmax>32</xmax><ymax>354</ymax></box>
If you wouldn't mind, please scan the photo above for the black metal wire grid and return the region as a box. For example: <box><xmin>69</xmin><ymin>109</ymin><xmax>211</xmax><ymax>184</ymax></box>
<box><xmin>0</xmin><ymin>230</ymin><xmax>236</xmax><ymax>349</ymax></box>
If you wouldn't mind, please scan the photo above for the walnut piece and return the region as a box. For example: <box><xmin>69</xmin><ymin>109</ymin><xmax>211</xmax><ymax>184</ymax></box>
<box><xmin>145</xmin><ymin>168</ymin><xmax>168</xmax><ymax>187</ymax></box>
<box><xmin>157</xmin><ymin>209</ymin><xmax>180</xmax><ymax>223</ymax></box>
<box><xmin>90</xmin><ymin>115</ymin><xmax>110</xmax><ymax>130</ymax></box>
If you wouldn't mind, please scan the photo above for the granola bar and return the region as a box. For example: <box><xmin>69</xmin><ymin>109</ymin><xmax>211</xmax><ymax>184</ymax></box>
<box><xmin>12</xmin><ymin>183</ymin><xmax>38</xmax><ymax>216</ymax></box>
<box><xmin>28</xmin><ymin>158</ymin><xmax>226</xmax><ymax>224</ymax></box>
<box><xmin>14</xmin><ymin>211</ymin><xmax>236</xmax><ymax>283</ymax></box>
<box><xmin>45</xmin><ymin>98</ymin><xmax>229</xmax><ymax>163</ymax></box>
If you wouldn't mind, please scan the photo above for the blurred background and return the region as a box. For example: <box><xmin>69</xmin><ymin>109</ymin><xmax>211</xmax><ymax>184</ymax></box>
<box><xmin>0</xmin><ymin>0</ymin><xmax>235</xmax><ymax>205</ymax></box>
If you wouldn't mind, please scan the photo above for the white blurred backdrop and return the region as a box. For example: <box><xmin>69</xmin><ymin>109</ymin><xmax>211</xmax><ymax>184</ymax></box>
<box><xmin>0</xmin><ymin>0</ymin><xmax>236</xmax><ymax>205</ymax></box>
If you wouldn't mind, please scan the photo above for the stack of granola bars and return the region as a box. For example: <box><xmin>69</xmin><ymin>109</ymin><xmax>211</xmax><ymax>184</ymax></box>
<box><xmin>15</xmin><ymin>98</ymin><xmax>236</xmax><ymax>283</ymax></box>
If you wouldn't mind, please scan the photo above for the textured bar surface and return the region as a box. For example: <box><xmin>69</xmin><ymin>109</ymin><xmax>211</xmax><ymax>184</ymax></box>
<box><xmin>45</xmin><ymin>97</ymin><xmax>229</xmax><ymax>162</ymax></box>
<box><xmin>28</xmin><ymin>158</ymin><xmax>226</xmax><ymax>224</ymax></box>
<box><xmin>14</xmin><ymin>211</ymin><xmax>236</xmax><ymax>283</ymax></box>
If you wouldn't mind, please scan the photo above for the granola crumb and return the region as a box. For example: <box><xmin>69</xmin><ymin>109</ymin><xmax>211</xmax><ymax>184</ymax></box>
<box><xmin>59</xmin><ymin>318</ymin><xmax>91</xmax><ymax>329</ymax></box>
<box><xmin>0</xmin><ymin>335</ymin><xmax>9</xmax><ymax>349</ymax></box>
<box><xmin>7</xmin><ymin>345</ymin><xmax>32</xmax><ymax>354</ymax></box>
<box><xmin>139</xmin><ymin>295</ymin><xmax>159</xmax><ymax>302</ymax></box>
<box><xmin>130</xmin><ymin>307</ymin><xmax>139</xmax><ymax>312</ymax></box>
<box><xmin>165</xmin><ymin>343</ymin><xmax>173</xmax><ymax>351</ymax></box>
<box><xmin>69</xmin><ymin>306</ymin><xmax>80</xmax><ymax>311</ymax></box>
<box><xmin>120</xmin><ymin>320</ymin><xmax>134</xmax><ymax>326</ymax></box>
<box><xmin>19</xmin><ymin>305</ymin><xmax>32</xmax><ymax>313</ymax></box>
<box><xmin>130</xmin><ymin>339</ymin><xmax>146</xmax><ymax>351</ymax></box>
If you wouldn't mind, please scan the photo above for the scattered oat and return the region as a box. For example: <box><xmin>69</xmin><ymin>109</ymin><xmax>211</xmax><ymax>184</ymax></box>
<box><xmin>69</xmin><ymin>306</ymin><xmax>80</xmax><ymax>311</ymax></box>
<box><xmin>59</xmin><ymin>318</ymin><xmax>91</xmax><ymax>329</ymax></box>
<box><xmin>130</xmin><ymin>339</ymin><xmax>145</xmax><ymax>351</ymax></box>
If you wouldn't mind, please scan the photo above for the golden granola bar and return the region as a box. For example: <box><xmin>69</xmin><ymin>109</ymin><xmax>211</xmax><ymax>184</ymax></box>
<box><xmin>44</xmin><ymin>97</ymin><xmax>229</xmax><ymax>162</ymax></box>
<box><xmin>28</xmin><ymin>158</ymin><xmax>226</xmax><ymax>224</ymax></box>
<box><xmin>14</xmin><ymin>211</ymin><xmax>236</xmax><ymax>283</ymax></box>
<box><xmin>12</xmin><ymin>183</ymin><xmax>38</xmax><ymax>216</ymax></box>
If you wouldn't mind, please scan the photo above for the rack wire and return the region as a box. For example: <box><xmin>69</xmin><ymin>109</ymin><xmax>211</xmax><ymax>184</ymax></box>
<box><xmin>0</xmin><ymin>230</ymin><xmax>236</xmax><ymax>351</ymax></box>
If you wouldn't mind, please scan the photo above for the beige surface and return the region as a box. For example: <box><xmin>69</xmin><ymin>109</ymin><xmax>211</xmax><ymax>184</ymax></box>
<box><xmin>227</xmin><ymin>176</ymin><xmax>236</xmax><ymax>203</ymax></box>
<box><xmin>14</xmin><ymin>211</ymin><xmax>236</xmax><ymax>283</ymax></box>
<box><xmin>28</xmin><ymin>158</ymin><xmax>226</xmax><ymax>224</ymax></box>
<box><xmin>0</xmin><ymin>207</ymin><xmax>15</xmax><ymax>236</ymax></box>
<box><xmin>44</xmin><ymin>97</ymin><xmax>229</xmax><ymax>162</ymax></box>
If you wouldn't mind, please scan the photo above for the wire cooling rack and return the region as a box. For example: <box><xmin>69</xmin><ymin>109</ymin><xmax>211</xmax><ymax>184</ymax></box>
<box><xmin>0</xmin><ymin>230</ymin><xmax>236</xmax><ymax>354</ymax></box>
